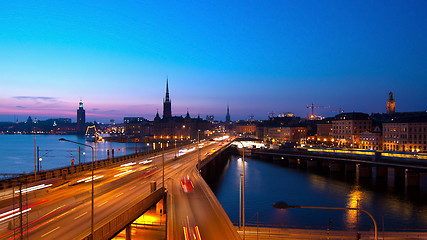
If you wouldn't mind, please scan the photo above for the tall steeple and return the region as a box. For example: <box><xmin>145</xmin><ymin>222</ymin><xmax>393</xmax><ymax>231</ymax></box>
<box><xmin>163</xmin><ymin>78</ymin><xmax>172</xmax><ymax>119</ymax></box>
<box><xmin>165</xmin><ymin>78</ymin><xmax>170</xmax><ymax>102</ymax></box>
<box><xmin>76</xmin><ymin>99</ymin><xmax>86</xmax><ymax>135</ymax></box>
<box><xmin>226</xmin><ymin>104</ymin><xmax>231</xmax><ymax>123</ymax></box>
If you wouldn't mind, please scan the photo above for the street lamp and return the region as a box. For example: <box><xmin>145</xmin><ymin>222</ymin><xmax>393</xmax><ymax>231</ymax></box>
<box><xmin>197</xmin><ymin>129</ymin><xmax>200</xmax><ymax>172</ymax></box>
<box><xmin>239</xmin><ymin>173</ymin><xmax>243</xmax><ymax>229</ymax></box>
<box><xmin>235</xmin><ymin>140</ymin><xmax>246</xmax><ymax>240</ymax></box>
<box><xmin>273</xmin><ymin>201</ymin><xmax>378</xmax><ymax>240</ymax></box>
<box><xmin>174</xmin><ymin>139</ymin><xmax>177</xmax><ymax>159</ymax></box>
<box><xmin>59</xmin><ymin>138</ymin><xmax>95</xmax><ymax>239</ymax></box>
<box><xmin>162</xmin><ymin>142</ymin><xmax>165</xmax><ymax>188</ymax></box>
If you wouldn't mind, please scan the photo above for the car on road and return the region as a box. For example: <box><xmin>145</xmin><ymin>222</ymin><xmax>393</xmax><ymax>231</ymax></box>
<box><xmin>180</xmin><ymin>176</ymin><xmax>194</xmax><ymax>193</ymax></box>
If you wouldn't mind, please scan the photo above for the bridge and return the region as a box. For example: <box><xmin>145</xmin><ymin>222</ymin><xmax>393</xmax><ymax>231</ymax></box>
<box><xmin>251</xmin><ymin>147</ymin><xmax>427</xmax><ymax>188</ymax></box>
<box><xmin>0</xmin><ymin>138</ymin><xmax>239</xmax><ymax>240</ymax></box>
<box><xmin>1</xmin><ymin>139</ymin><xmax>427</xmax><ymax>239</ymax></box>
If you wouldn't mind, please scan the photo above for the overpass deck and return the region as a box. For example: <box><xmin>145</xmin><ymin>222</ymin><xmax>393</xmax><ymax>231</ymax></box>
<box><xmin>253</xmin><ymin>150</ymin><xmax>427</xmax><ymax>171</ymax></box>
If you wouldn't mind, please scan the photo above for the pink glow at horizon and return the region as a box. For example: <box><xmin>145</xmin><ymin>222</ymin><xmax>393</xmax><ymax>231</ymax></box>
<box><xmin>0</xmin><ymin>96</ymin><xmax>223</xmax><ymax>123</ymax></box>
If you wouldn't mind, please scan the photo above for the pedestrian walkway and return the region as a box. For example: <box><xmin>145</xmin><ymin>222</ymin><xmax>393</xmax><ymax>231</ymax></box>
<box><xmin>236</xmin><ymin>226</ymin><xmax>427</xmax><ymax>240</ymax></box>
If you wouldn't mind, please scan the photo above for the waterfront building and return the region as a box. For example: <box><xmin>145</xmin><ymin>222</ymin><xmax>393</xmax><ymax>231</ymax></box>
<box><xmin>124</xmin><ymin>117</ymin><xmax>153</xmax><ymax>139</ymax></box>
<box><xmin>315</xmin><ymin>117</ymin><xmax>334</xmax><ymax>142</ymax></box>
<box><xmin>235</xmin><ymin>121</ymin><xmax>256</xmax><ymax>135</ymax></box>
<box><xmin>382</xmin><ymin>111</ymin><xmax>427</xmax><ymax>152</ymax></box>
<box><xmin>265</xmin><ymin>126</ymin><xmax>307</xmax><ymax>143</ymax></box>
<box><xmin>254</xmin><ymin>116</ymin><xmax>307</xmax><ymax>143</ymax></box>
<box><xmin>76</xmin><ymin>100</ymin><xmax>86</xmax><ymax>135</ymax></box>
<box><xmin>359</xmin><ymin>127</ymin><xmax>382</xmax><ymax>150</ymax></box>
<box><xmin>386</xmin><ymin>91</ymin><xmax>396</xmax><ymax>114</ymax></box>
<box><xmin>332</xmin><ymin>112</ymin><xmax>372</xmax><ymax>147</ymax></box>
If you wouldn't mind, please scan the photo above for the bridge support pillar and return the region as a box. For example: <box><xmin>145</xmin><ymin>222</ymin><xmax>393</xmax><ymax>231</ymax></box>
<box><xmin>300</xmin><ymin>159</ymin><xmax>307</xmax><ymax>169</ymax></box>
<box><xmin>394</xmin><ymin>168</ymin><xmax>406</xmax><ymax>187</ymax></box>
<box><xmin>376</xmin><ymin>166</ymin><xmax>388</xmax><ymax>179</ymax></box>
<box><xmin>358</xmin><ymin>165</ymin><xmax>372</xmax><ymax>178</ymax></box>
<box><xmin>321</xmin><ymin>161</ymin><xmax>330</xmax><ymax>173</ymax></box>
<box><xmin>126</xmin><ymin>224</ymin><xmax>132</xmax><ymax>240</ymax></box>
<box><xmin>288</xmin><ymin>158</ymin><xmax>298</xmax><ymax>167</ymax></box>
<box><xmin>406</xmin><ymin>170</ymin><xmax>420</xmax><ymax>188</ymax></box>
<box><xmin>151</xmin><ymin>181</ymin><xmax>157</xmax><ymax>193</ymax></box>
<box><xmin>394</xmin><ymin>168</ymin><xmax>405</xmax><ymax>178</ymax></box>
<box><xmin>345</xmin><ymin>163</ymin><xmax>356</xmax><ymax>174</ymax></box>
<box><xmin>306</xmin><ymin>159</ymin><xmax>319</xmax><ymax>168</ymax></box>
<box><xmin>330</xmin><ymin>162</ymin><xmax>344</xmax><ymax>173</ymax></box>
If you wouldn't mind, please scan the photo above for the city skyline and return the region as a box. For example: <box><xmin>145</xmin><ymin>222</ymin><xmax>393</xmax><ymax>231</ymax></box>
<box><xmin>1</xmin><ymin>1</ymin><xmax>426</xmax><ymax>123</ymax></box>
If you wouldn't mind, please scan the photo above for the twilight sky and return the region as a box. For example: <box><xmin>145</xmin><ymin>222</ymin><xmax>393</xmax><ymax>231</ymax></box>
<box><xmin>0</xmin><ymin>1</ymin><xmax>426</xmax><ymax>123</ymax></box>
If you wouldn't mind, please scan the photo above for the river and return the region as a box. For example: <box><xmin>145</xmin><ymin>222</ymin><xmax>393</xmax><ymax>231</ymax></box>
<box><xmin>0</xmin><ymin>134</ymin><xmax>153</xmax><ymax>174</ymax></box>
<box><xmin>210</xmin><ymin>155</ymin><xmax>427</xmax><ymax>231</ymax></box>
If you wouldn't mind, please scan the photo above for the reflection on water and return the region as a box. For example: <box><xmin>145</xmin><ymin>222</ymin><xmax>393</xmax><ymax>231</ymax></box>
<box><xmin>345</xmin><ymin>189</ymin><xmax>363</xmax><ymax>229</ymax></box>
<box><xmin>211</xmin><ymin>155</ymin><xmax>427</xmax><ymax>231</ymax></box>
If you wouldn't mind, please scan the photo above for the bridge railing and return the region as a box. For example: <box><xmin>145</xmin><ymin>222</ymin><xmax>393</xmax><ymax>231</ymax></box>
<box><xmin>0</xmin><ymin>141</ymin><xmax>191</xmax><ymax>190</ymax></box>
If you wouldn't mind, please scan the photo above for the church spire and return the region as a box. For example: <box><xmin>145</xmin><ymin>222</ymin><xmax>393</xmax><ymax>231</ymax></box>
<box><xmin>226</xmin><ymin>104</ymin><xmax>231</xmax><ymax>123</ymax></box>
<box><xmin>165</xmin><ymin>77</ymin><xmax>170</xmax><ymax>102</ymax></box>
<box><xmin>163</xmin><ymin>78</ymin><xmax>172</xmax><ymax>118</ymax></box>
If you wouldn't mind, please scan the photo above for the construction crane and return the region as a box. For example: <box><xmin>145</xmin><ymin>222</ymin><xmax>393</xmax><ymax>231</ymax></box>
<box><xmin>306</xmin><ymin>103</ymin><xmax>330</xmax><ymax>119</ymax></box>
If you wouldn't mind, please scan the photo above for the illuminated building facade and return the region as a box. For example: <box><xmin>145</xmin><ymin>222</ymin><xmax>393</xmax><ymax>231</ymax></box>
<box><xmin>316</xmin><ymin>117</ymin><xmax>334</xmax><ymax>142</ymax></box>
<box><xmin>332</xmin><ymin>112</ymin><xmax>372</xmax><ymax>147</ymax></box>
<box><xmin>124</xmin><ymin>117</ymin><xmax>153</xmax><ymax>138</ymax></box>
<box><xmin>359</xmin><ymin>127</ymin><xmax>382</xmax><ymax>150</ymax></box>
<box><xmin>265</xmin><ymin>126</ymin><xmax>306</xmax><ymax>143</ymax></box>
<box><xmin>235</xmin><ymin>122</ymin><xmax>256</xmax><ymax>135</ymax></box>
<box><xmin>382</xmin><ymin>112</ymin><xmax>427</xmax><ymax>152</ymax></box>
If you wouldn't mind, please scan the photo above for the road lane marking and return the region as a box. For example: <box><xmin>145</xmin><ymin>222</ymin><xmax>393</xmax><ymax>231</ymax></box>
<box><xmin>98</xmin><ymin>201</ymin><xmax>108</xmax><ymax>207</ymax></box>
<box><xmin>41</xmin><ymin>227</ymin><xmax>60</xmax><ymax>238</ymax></box>
<box><xmin>115</xmin><ymin>193</ymin><xmax>124</xmax><ymax>198</ymax></box>
<box><xmin>5</xmin><ymin>206</ymin><xmax>72</xmax><ymax>240</ymax></box>
<box><xmin>74</xmin><ymin>212</ymin><xmax>88</xmax><ymax>220</ymax></box>
<box><xmin>46</xmin><ymin>205</ymin><xmax>66</xmax><ymax>216</ymax></box>
<box><xmin>130</xmin><ymin>186</ymin><xmax>136</xmax><ymax>190</ymax></box>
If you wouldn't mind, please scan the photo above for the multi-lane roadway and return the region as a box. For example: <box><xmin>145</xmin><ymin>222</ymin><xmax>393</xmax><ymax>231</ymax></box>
<box><xmin>0</xmin><ymin>138</ymin><xmax>238</xmax><ymax>240</ymax></box>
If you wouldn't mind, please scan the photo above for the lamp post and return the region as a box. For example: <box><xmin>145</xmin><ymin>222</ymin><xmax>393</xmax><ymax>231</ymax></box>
<box><xmin>197</xmin><ymin>129</ymin><xmax>200</xmax><ymax>172</ymax></box>
<box><xmin>174</xmin><ymin>139</ymin><xmax>177</xmax><ymax>159</ymax></box>
<box><xmin>241</xmin><ymin>142</ymin><xmax>245</xmax><ymax>240</ymax></box>
<box><xmin>235</xmin><ymin>140</ymin><xmax>246</xmax><ymax>239</ymax></box>
<box><xmin>273</xmin><ymin>201</ymin><xmax>378</xmax><ymax>240</ymax></box>
<box><xmin>162</xmin><ymin>142</ymin><xmax>165</xmax><ymax>188</ymax></box>
<box><xmin>59</xmin><ymin>138</ymin><xmax>94</xmax><ymax>239</ymax></box>
<box><xmin>239</xmin><ymin>173</ymin><xmax>243</xmax><ymax>229</ymax></box>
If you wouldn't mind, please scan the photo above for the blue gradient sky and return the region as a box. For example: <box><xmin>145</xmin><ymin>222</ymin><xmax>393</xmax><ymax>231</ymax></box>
<box><xmin>1</xmin><ymin>1</ymin><xmax>426</xmax><ymax>123</ymax></box>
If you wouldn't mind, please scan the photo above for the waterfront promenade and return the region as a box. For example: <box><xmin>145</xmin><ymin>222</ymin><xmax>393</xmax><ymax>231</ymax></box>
<box><xmin>237</xmin><ymin>226</ymin><xmax>427</xmax><ymax>239</ymax></box>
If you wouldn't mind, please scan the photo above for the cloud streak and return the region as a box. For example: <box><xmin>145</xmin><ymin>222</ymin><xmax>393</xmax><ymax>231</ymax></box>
<box><xmin>13</xmin><ymin>96</ymin><xmax>57</xmax><ymax>103</ymax></box>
